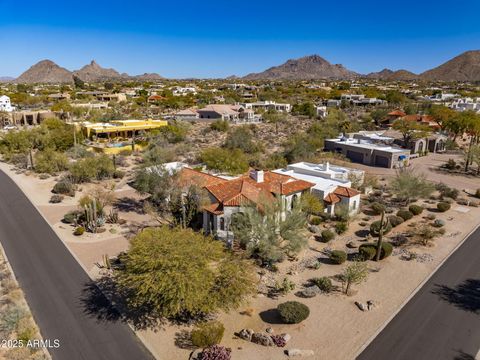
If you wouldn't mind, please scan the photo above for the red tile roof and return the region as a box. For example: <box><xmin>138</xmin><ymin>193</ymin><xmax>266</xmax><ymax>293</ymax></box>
<box><xmin>324</xmin><ymin>193</ymin><xmax>341</xmax><ymax>204</ymax></box>
<box><xmin>177</xmin><ymin>168</ymin><xmax>227</xmax><ymax>188</ymax></box>
<box><xmin>334</xmin><ymin>186</ymin><xmax>360</xmax><ymax>198</ymax></box>
<box><xmin>388</xmin><ymin>110</ymin><xmax>406</xmax><ymax>117</ymax></box>
<box><xmin>205</xmin><ymin>171</ymin><xmax>314</xmax><ymax>208</ymax></box>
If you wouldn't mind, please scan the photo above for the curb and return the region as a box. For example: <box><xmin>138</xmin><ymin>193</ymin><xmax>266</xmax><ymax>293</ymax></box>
<box><xmin>355</xmin><ymin>222</ymin><xmax>480</xmax><ymax>358</ymax></box>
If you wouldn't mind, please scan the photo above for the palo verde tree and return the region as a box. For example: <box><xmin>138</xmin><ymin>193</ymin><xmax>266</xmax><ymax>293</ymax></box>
<box><xmin>115</xmin><ymin>226</ymin><xmax>256</xmax><ymax>319</ymax></box>
<box><xmin>389</xmin><ymin>168</ymin><xmax>434</xmax><ymax>205</ymax></box>
<box><xmin>392</xmin><ymin>118</ymin><xmax>431</xmax><ymax>147</ymax></box>
<box><xmin>232</xmin><ymin>197</ymin><xmax>308</xmax><ymax>265</ymax></box>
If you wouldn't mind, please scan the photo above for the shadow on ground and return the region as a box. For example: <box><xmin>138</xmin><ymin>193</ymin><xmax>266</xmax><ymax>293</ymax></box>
<box><xmin>115</xmin><ymin>197</ymin><xmax>145</xmax><ymax>214</ymax></box>
<box><xmin>80</xmin><ymin>275</ymin><xmax>165</xmax><ymax>330</ymax></box>
<box><xmin>452</xmin><ymin>349</ymin><xmax>475</xmax><ymax>360</ymax></box>
<box><xmin>259</xmin><ymin>309</ymin><xmax>283</xmax><ymax>324</ymax></box>
<box><xmin>432</xmin><ymin>279</ymin><xmax>480</xmax><ymax>314</ymax></box>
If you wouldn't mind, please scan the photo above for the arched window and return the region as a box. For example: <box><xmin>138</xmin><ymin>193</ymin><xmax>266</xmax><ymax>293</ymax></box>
<box><xmin>219</xmin><ymin>217</ymin><xmax>225</xmax><ymax>231</ymax></box>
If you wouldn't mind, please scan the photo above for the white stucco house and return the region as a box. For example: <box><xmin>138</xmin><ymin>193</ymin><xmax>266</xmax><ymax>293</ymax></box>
<box><xmin>273</xmin><ymin>162</ymin><xmax>363</xmax><ymax>216</ymax></box>
<box><xmin>0</xmin><ymin>95</ymin><xmax>14</xmax><ymax>112</ymax></box>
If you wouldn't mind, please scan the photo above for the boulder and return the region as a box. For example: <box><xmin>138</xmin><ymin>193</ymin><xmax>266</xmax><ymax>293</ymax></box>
<box><xmin>308</xmin><ymin>225</ymin><xmax>320</xmax><ymax>234</ymax></box>
<box><xmin>346</xmin><ymin>241</ymin><xmax>358</xmax><ymax>249</ymax></box>
<box><xmin>251</xmin><ymin>333</ymin><xmax>274</xmax><ymax>347</ymax></box>
<box><xmin>189</xmin><ymin>349</ymin><xmax>202</xmax><ymax>360</ymax></box>
<box><xmin>355</xmin><ymin>301</ymin><xmax>367</xmax><ymax>311</ymax></box>
<box><xmin>299</xmin><ymin>286</ymin><xmax>319</xmax><ymax>298</ymax></box>
<box><xmin>281</xmin><ymin>333</ymin><xmax>291</xmax><ymax>343</ymax></box>
<box><xmin>286</xmin><ymin>349</ymin><xmax>315</xmax><ymax>357</ymax></box>
<box><xmin>266</xmin><ymin>327</ymin><xmax>273</xmax><ymax>334</ymax></box>
<box><xmin>237</xmin><ymin>328</ymin><xmax>254</xmax><ymax>342</ymax></box>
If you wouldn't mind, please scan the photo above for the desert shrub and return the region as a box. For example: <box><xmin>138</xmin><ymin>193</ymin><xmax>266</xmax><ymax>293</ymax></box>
<box><xmin>113</xmin><ymin>169</ymin><xmax>125</xmax><ymax>179</ymax></box>
<box><xmin>34</xmin><ymin>149</ymin><xmax>69</xmax><ymax>174</ymax></box>
<box><xmin>309</xmin><ymin>216</ymin><xmax>322</xmax><ymax>225</ymax></box>
<box><xmin>73</xmin><ymin>226</ymin><xmax>85</xmax><ymax>236</ymax></box>
<box><xmin>274</xmin><ymin>277</ymin><xmax>296</xmax><ymax>294</ymax></box>
<box><xmin>397</xmin><ymin>209</ymin><xmax>414</xmax><ymax>221</ymax></box>
<box><xmin>63</xmin><ymin>210</ymin><xmax>82</xmax><ymax>224</ymax></box>
<box><xmin>199</xmin><ymin>345</ymin><xmax>231</xmax><ymax>360</ymax></box>
<box><xmin>437</xmin><ymin>202</ymin><xmax>451</xmax><ymax>212</ymax></box>
<box><xmin>69</xmin><ymin>155</ymin><xmax>115</xmax><ymax>182</ymax></box>
<box><xmin>436</xmin><ymin>183</ymin><xmax>459</xmax><ymax>200</ymax></box>
<box><xmin>358</xmin><ymin>244</ymin><xmax>376</xmax><ymax>260</ymax></box>
<box><xmin>191</xmin><ymin>321</ymin><xmax>225</xmax><ymax>348</ymax></box>
<box><xmin>321</xmin><ymin>229</ymin><xmax>335</xmax><ymax>242</ymax></box>
<box><xmin>49</xmin><ymin>194</ymin><xmax>64</xmax><ymax>203</ymax></box>
<box><xmin>387</xmin><ymin>215</ymin><xmax>404</xmax><ymax>227</ymax></box>
<box><xmin>52</xmin><ymin>180</ymin><xmax>75</xmax><ymax>196</ymax></box>
<box><xmin>433</xmin><ymin>219</ymin><xmax>445</xmax><ymax>228</ymax></box>
<box><xmin>329</xmin><ymin>250</ymin><xmax>347</xmax><ymax>264</ymax></box>
<box><xmin>277</xmin><ymin>301</ymin><xmax>310</xmax><ymax>324</ymax></box>
<box><xmin>371</xmin><ymin>202</ymin><xmax>385</xmax><ymax>215</ymax></box>
<box><xmin>335</xmin><ymin>221</ymin><xmax>348</xmax><ymax>234</ymax></box>
<box><xmin>210</xmin><ymin>119</ymin><xmax>229</xmax><ymax>132</ymax></box>
<box><xmin>271</xmin><ymin>334</ymin><xmax>287</xmax><ymax>347</ymax></box>
<box><xmin>370</xmin><ymin>220</ymin><xmax>392</xmax><ymax>236</ymax></box>
<box><xmin>408</xmin><ymin>204</ymin><xmax>424</xmax><ymax>215</ymax></box>
<box><xmin>426</xmin><ymin>213</ymin><xmax>436</xmax><ymax>220</ymax></box>
<box><xmin>311</xmin><ymin>277</ymin><xmax>333</xmax><ymax>293</ymax></box>
<box><xmin>359</xmin><ymin>243</ymin><xmax>393</xmax><ymax>260</ymax></box>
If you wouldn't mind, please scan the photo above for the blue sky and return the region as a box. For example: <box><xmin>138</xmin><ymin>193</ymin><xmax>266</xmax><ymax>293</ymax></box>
<box><xmin>1</xmin><ymin>0</ymin><xmax>479</xmax><ymax>78</ymax></box>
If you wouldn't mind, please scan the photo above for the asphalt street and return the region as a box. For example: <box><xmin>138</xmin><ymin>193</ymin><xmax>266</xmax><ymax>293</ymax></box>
<box><xmin>358</xmin><ymin>226</ymin><xmax>480</xmax><ymax>360</ymax></box>
<box><xmin>0</xmin><ymin>170</ymin><xmax>153</xmax><ymax>360</ymax></box>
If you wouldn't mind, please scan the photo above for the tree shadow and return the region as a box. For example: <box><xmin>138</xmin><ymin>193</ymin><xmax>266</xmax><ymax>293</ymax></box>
<box><xmin>80</xmin><ymin>275</ymin><xmax>165</xmax><ymax>331</ymax></box>
<box><xmin>259</xmin><ymin>309</ymin><xmax>283</xmax><ymax>324</ymax></box>
<box><xmin>432</xmin><ymin>279</ymin><xmax>480</xmax><ymax>314</ymax></box>
<box><xmin>115</xmin><ymin>197</ymin><xmax>145</xmax><ymax>214</ymax></box>
<box><xmin>174</xmin><ymin>329</ymin><xmax>196</xmax><ymax>350</ymax></box>
<box><xmin>452</xmin><ymin>350</ymin><xmax>475</xmax><ymax>360</ymax></box>
<box><xmin>355</xmin><ymin>229</ymin><xmax>370</xmax><ymax>238</ymax></box>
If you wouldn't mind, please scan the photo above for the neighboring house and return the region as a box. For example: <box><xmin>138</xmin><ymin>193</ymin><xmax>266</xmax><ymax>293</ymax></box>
<box><xmin>96</xmin><ymin>93</ymin><xmax>127</xmax><ymax>102</ymax></box>
<box><xmin>450</xmin><ymin>98</ymin><xmax>480</xmax><ymax>113</ymax></box>
<box><xmin>273</xmin><ymin>162</ymin><xmax>363</xmax><ymax>216</ymax></box>
<box><xmin>175</xmin><ymin>108</ymin><xmax>199</xmax><ymax>121</ymax></box>
<box><xmin>147</xmin><ymin>95</ymin><xmax>164</xmax><ymax>103</ymax></box>
<box><xmin>381</xmin><ymin>109</ymin><xmax>406</xmax><ymax>126</ymax></box>
<box><xmin>240</xmin><ymin>101</ymin><xmax>291</xmax><ymax>113</ymax></box>
<box><xmin>341</xmin><ymin>94</ymin><xmax>386</xmax><ymax>106</ymax></box>
<box><xmin>0</xmin><ymin>95</ymin><xmax>14</xmax><ymax>112</ymax></box>
<box><xmin>172</xmin><ymin>87</ymin><xmax>197</xmax><ymax>96</ymax></box>
<box><xmin>324</xmin><ymin>136</ymin><xmax>410</xmax><ymax>169</ymax></box>
<box><xmin>196</xmin><ymin>104</ymin><xmax>256</xmax><ymax>123</ymax></box>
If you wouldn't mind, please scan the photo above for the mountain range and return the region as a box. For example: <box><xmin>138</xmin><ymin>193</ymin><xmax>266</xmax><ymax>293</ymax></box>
<box><xmin>14</xmin><ymin>60</ymin><xmax>163</xmax><ymax>84</ymax></box>
<box><xmin>6</xmin><ymin>50</ymin><xmax>480</xmax><ymax>83</ymax></box>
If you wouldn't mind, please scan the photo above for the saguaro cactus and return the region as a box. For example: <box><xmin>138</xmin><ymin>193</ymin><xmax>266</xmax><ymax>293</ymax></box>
<box><xmin>375</xmin><ymin>210</ymin><xmax>390</xmax><ymax>261</ymax></box>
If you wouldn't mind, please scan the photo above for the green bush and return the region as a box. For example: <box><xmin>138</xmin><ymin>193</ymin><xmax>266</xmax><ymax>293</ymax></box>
<box><xmin>387</xmin><ymin>215</ymin><xmax>404</xmax><ymax>227</ymax></box>
<box><xmin>335</xmin><ymin>221</ymin><xmax>348</xmax><ymax>234</ymax></box>
<box><xmin>309</xmin><ymin>216</ymin><xmax>322</xmax><ymax>225</ymax></box>
<box><xmin>329</xmin><ymin>250</ymin><xmax>347</xmax><ymax>264</ymax></box>
<box><xmin>359</xmin><ymin>243</ymin><xmax>393</xmax><ymax>261</ymax></box>
<box><xmin>311</xmin><ymin>277</ymin><xmax>333</xmax><ymax>293</ymax></box>
<box><xmin>73</xmin><ymin>226</ymin><xmax>85</xmax><ymax>236</ymax></box>
<box><xmin>370</xmin><ymin>220</ymin><xmax>392</xmax><ymax>236</ymax></box>
<box><xmin>371</xmin><ymin>202</ymin><xmax>385</xmax><ymax>215</ymax></box>
<box><xmin>321</xmin><ymin>229</ymin><xmax>335</xmax><ymax>242</ymax></box>
<box><xmin>63</xmin><ymin>210</ymin><xmax>82</xmax><ymax>224</ymax></box>
<box><xmin>397</xmin><ymin>209</ymin><xmax>414</xmax><ymax>221</ymax></box>
<box><xmin>49</xmin><ymin>194</ymin><xmax>64</xmax><ymax>203</ymax></box>
<box><xmin>191</xmin><ymin>321</ymin><xmax>225</xmax><ymax>348</ymax></box>
<box><xmin>435</xmin><ymin>183</ymin><xmax>459</xmax><ymax>200</ymax></box>
<box><xmin>358</xmin><ymin>244</ymin><xmax>377</xmax><ymax>261</ymax></box>
<box><xmin>34</xmin><ymin>149</ymin><xmax>69</xmax><ymax>175</ymax></box>
<box><xmin>277</xmin><ymin>301</ymin><xmax>310</xmax><ymax>324</ymax></box>
<box><xmin>52</xmin><ymin>180</ymin><xmax>75</xmax><ymax>196</ymax></box>
<box><xmin>408</xmin><ymin>204</ymin><xmax>424</xmax><ymax>215</ymax></box>
<box><xmin>210</xmin><ymin>119</ymin><xmax>229</xmax><ymax>132</ymax></box>
<box><xmin>437</xmin><ymin>202</ymin><xmax>451</xmax><ymax>212</ymax></box>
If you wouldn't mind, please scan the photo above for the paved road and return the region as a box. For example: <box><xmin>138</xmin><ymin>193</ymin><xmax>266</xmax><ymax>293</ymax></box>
<box><xmin>0</xmin><ymin>170</ymin><xmax>153</xmax><ymax>360</ymax></box>
<box><xmin>358</xmin><ymin>226</ymin><xmax>480</xmax><ymax>360</ymax></box>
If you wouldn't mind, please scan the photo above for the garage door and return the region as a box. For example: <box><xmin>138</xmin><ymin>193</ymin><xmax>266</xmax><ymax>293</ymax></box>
<box><xmin>347</xmin><ymin>150</ymin><xmax>364</xmax><ymax>163</ymax></box>
<box><xmin>374</xmin><ymin>155</ymin><xmax>389</xmax><ymax>168</ymax></box>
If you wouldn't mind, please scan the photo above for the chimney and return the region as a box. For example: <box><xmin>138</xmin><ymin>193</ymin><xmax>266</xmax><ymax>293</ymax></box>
<box><xmin>250</xmin><ymin>169</ymin><xmax>264</xmax><ymax>183</ymax></box>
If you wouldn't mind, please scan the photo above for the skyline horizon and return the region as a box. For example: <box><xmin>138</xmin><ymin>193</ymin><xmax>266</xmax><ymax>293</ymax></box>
<box><xmin>4</xmin><ymin>48</ymin><xmax>480</xmax><ymax>80</ymax></box>
<box><xmin>2</xmin><ymin>0</ymin><xmax>480</xmax><ymax>78</ymax></box>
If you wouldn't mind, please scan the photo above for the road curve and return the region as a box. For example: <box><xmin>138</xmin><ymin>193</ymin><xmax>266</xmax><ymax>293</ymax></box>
<box><xmin>0</xmin><ymin>170</ymin><xmax>153</xmax><ymax>360</ymax></box>
<box><xmin>358</xmin><ymin>226</ymin><xmax>480</xmax><ymax>360</ymax></box>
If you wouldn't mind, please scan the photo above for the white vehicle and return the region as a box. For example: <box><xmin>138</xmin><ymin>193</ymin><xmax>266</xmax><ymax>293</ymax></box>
<box><xmin>3</xmin><ymin>125</ymin><xmax>17</xmax><ymax>130</ymax></box>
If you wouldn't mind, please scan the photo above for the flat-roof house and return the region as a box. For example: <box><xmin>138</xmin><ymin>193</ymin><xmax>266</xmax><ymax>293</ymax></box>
<box><xmin>175</xmin><ymin>108</ymin><xmax>199</xmax><ymax>121</ymax></box>
<box><xmin>196</xmin><ymin>104</ymin><xmax>255</xmax><ymax>123</ymax></box>
<box><xmin>240</xmin><ymin>101</ymin><xmax>291</xmax><ymax>113</ymax></box>
<box><xmin>273</xmin><ymin>162</ymin><xmax>363</xmax><ymax>215</ymax></box>
<box><xmin>324</xmin><ymin>136</ymin><xmax>410</xmax><ymax>168</ymax></box>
